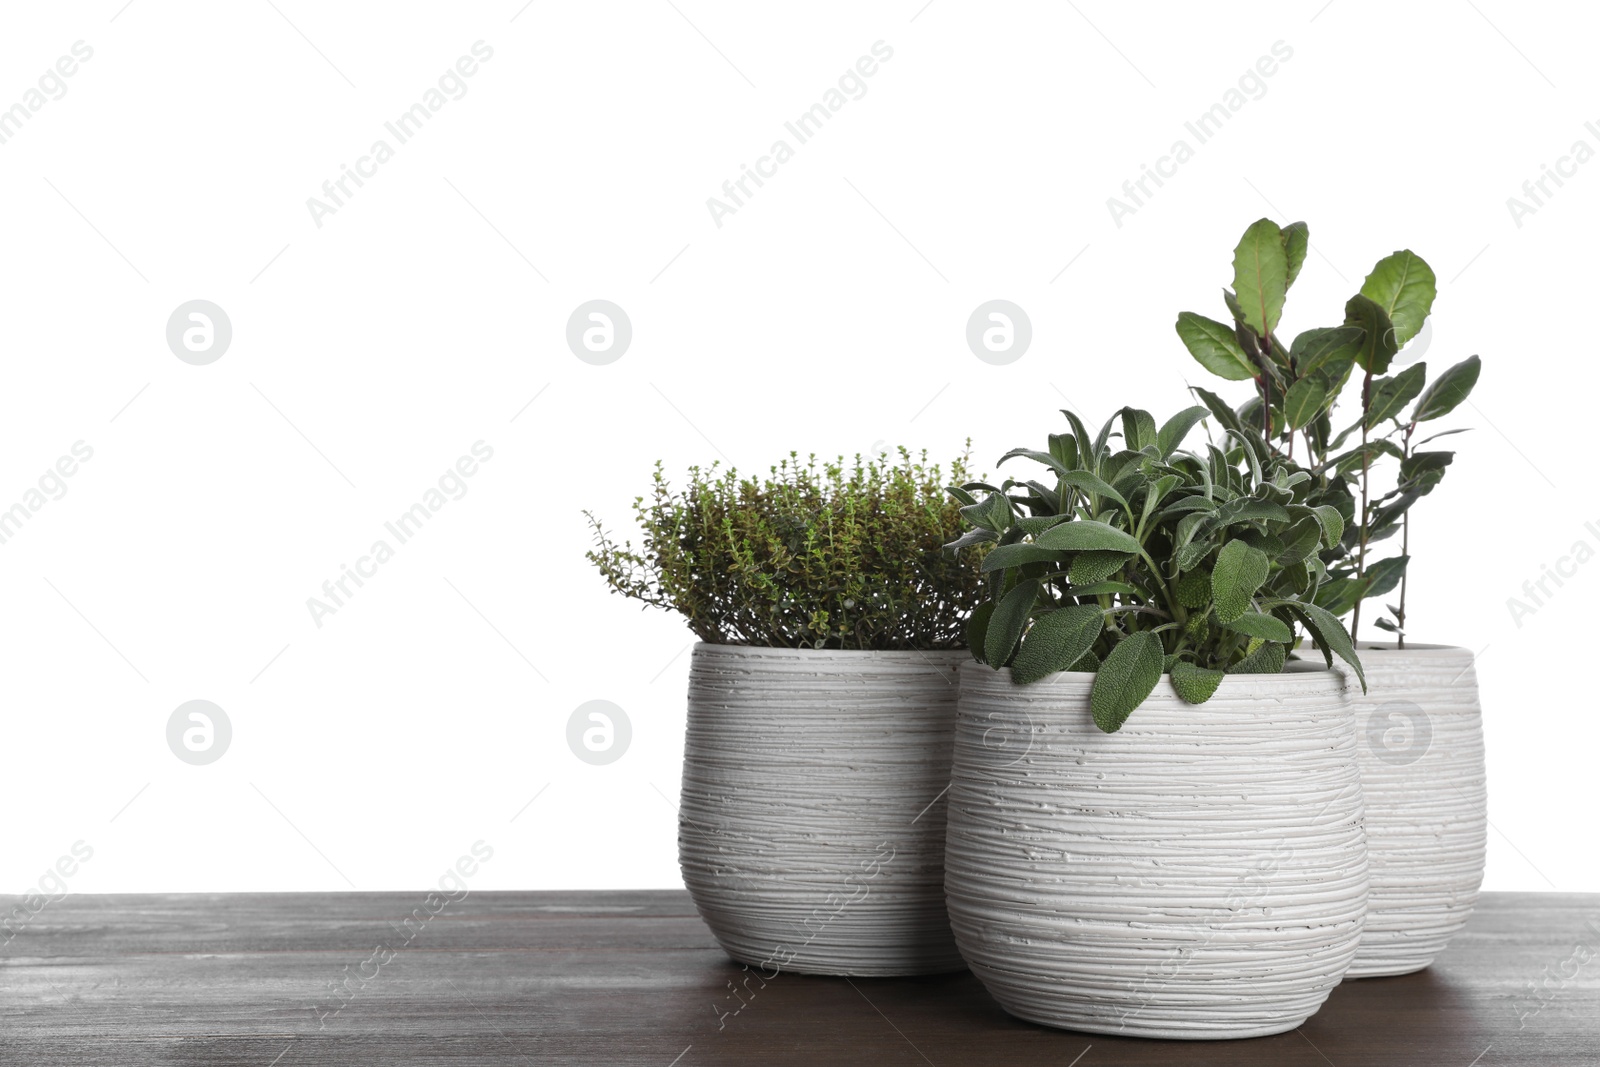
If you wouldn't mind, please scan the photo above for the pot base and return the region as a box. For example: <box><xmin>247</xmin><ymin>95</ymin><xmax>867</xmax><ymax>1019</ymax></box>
<box><xmin>1345</xmin><ymin>961</ymin><xmax>1428</xmax><ymax>979</ymax></box>
<box><xmin>1000</xmin><ymin>1002</ymin><xmax>1317</xmax><ymax>1042</ymax></box>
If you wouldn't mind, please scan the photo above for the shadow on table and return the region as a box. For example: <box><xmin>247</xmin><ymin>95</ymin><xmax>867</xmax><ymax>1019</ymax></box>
<box><xmin>693</xmin><ymin>959</ymin><xmax>1501</xmax><ymax>1067</ymax></box>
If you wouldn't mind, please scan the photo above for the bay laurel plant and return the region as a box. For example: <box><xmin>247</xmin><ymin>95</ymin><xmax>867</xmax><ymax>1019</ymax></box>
<box><xmin>586</xmin><ymin>449</ymin><xmax>985</xmax><ymax>650</ymax></box>
<box><xmin>1175</xmin><ymin>218</ymin><xmax>1482</xmax><ymax>644</ymax></box>
<box><xmin>948</xmin><ymin>406</ymin><xmax>1365</xmax><ymax>732</ymax></box>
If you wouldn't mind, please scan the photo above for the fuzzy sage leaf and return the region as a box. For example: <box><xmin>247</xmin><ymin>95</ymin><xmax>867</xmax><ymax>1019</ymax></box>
<box><xmin>1211</xmin><ymin>539</ymin><xmax>1271</xmax><ymax>623</ymax></box>
<box><xmin>1089</xmin><ymin>630</ymin><xmax>1165</xmax><ymax>733</ymax></box>
<box><xmin>1010</xmin><ymin>605</ymin><xmax>1103</xmax><ymax>684</ymax></box>
<box><xmin>985</xmin><ymin>579</ymin><xmax>1040</xmax><ymax>667</ymax></box>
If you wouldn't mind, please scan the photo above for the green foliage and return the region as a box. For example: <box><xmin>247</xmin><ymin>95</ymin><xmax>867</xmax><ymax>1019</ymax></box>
<box><xmin>1232</xmin><ymin>217</ymin><xmax>1290</xmax><ymax>337</ymax></box>
<box><xmin>1010</xmin><ymin>605</ymin><xmax>1101</xmax><ymax>685</ymax></box>
<box><xmin>950</xmin><ymin>405</ymin><xmax>1363</xmax><ymax>732</ymax></box>
<box><xmin>1343</xmin><ymin>294</ymin><xmax>1399</xmax><ymax>375</ymax></box>
<box><xmin>1091</xmin><ymin>630</ymin><xmax>1165</xmax><ymax>733</ymax></box>
<box><xmin>1212</xmin><ymin>539</ymin><xmax>1270</xmax><ymax>623</ymax></box>
<box><xmin>587</xmin><ymin>449</ymin><xmax>984</xmax><ymax>649</ymax></box>
<box><xmin>1175</xmin><ymin>313</ymin><xmax>1255</xmax><ymax>380</ymax></box>
<box><xmin>1413</xmin><ymin>357</ymin><xmax>1482</xmax><ymax>422</ymax></box>
<box><xmin>1360</xmin><ymin>249</ymin><xmax>1436</xmax><ymax>346</ymax></box>
<box><xmin>1174</xmin><ymin>218</ymin><xmax>1483</xmax><ymax>644</ymax></box>
<box><xmin>1169</xmin><ymin>660</ymin><xmax>1224</xmax><ymax>703</ymax></box>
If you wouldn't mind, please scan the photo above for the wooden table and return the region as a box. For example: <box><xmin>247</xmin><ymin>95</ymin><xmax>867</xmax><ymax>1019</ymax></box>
<box><xmin>2</xmin><ymin>890</ymin><xmax>1596</xmax><ymax>1065</ymax></box>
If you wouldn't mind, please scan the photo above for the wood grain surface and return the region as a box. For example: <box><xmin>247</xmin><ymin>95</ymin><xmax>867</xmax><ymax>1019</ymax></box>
<box><xmin>2</xmin><ymin>890</ymin><xmax>1596</xmax><ymax>1065</ymax></box>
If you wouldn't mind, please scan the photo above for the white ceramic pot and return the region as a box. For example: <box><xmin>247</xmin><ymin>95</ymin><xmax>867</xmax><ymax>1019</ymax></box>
<box><xmin>679</xmin><ymin>643</ymin><xmax>966</xmax><ymax>976</ymax></box>
<box><xmin>1342</xmin><ymin>643</ymin><xmax>1488</xmax><ymax>978</ymax></box>
<box><xmin>945</xmin><ymin>662</ymin><xmax>1369</xmax><ymax>1039</ymax></box>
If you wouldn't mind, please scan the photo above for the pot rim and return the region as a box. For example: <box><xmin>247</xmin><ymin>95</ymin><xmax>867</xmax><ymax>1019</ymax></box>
<box><xmin>959</xmin><ymin>656</ymin><xmax>1345</xmax><ymax>696</ymax></box>
<box><xmin>1348</xmin><ymin>640</ymin><xmax>1469</xmax><ymax>654</ymax></box>
<box><xmin>691</xmin><ymin>641</ymin><xmax>970</xmax><ymax>660</ymax></box>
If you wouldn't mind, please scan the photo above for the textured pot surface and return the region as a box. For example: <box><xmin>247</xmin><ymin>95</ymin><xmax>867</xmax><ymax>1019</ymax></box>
<box><xmin>680</xmin><ymin>643</ymin><xmax>966</xmax><ymax>977</ymax></box>
<box><xmin>1342</xmin><ymin>643</ymin><xmax>1487</xmax><ymax>978</ymax></box>
<box><xmin>946</xmin><ymin>663</ymin><xmax>1368</xmax><ymax>1040</ymax></box>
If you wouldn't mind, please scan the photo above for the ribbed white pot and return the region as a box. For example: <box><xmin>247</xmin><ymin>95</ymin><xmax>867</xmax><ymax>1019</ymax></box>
<box><xmin>946</xmin><ymin>662</ymin><xmax>1369</xmax><ymax>1039</ymax></box>
<box><xmin>679</xmin><ymin>643</ymin><xmax>966</xmax><ymax>977</ymax></box>
<box><xmin>1341</xmin><ymin>643</ymin><xmax>1487</xmax><ymax>978</ymax></box>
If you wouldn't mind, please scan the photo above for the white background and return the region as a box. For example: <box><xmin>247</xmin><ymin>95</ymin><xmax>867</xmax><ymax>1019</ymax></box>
<box><xmin>0</xmin><ymin>0</ymin><xmax>1591</xmax><ymax>895</ymax></box>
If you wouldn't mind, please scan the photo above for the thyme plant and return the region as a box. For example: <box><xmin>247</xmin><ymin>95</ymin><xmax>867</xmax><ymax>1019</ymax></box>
<box><xmin>950</xmin><ymin>404</ymin><xmax>1363</xmax><ymax>732</ymax></box>
<box><xmin>1175</xmin><ymin>218</ymin><xmax>1482</xmax><ymax>644</ymax></box>
<box><xmin>587</xmin><ymin>449</ymin><xmax>984</xmax><ymax>650</ymax></box>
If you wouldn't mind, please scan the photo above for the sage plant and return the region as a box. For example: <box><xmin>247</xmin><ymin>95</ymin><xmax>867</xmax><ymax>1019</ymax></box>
<box><xmin>1175</xmin><ymin>218</ymin><xmax>1481</xmax><ymax>643</ymax></box>
<box><xmin>950</xmin><ymin>404</ymin><xmax>1363</xmax><ymax>732</ymax></box>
